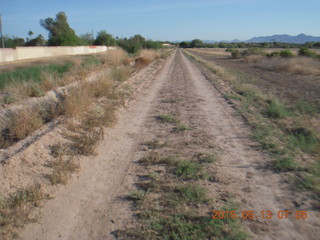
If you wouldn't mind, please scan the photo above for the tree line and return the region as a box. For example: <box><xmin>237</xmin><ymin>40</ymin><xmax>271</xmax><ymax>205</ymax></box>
<box><xmin>3</xmin><ymin>12</ymin><xmax>164</xmax><ymax>53</ymax></box>
<box><xmin>179</xmin><ymin>39</ymin><xmax>320</xmax><ymax>49</ymax></box>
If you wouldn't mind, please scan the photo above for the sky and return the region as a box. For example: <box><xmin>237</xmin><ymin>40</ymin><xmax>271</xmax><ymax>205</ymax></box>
<box><xmin>1</xmin><ymin>0</ymin><xmax>320</xmax><ymax>42</ymax></box>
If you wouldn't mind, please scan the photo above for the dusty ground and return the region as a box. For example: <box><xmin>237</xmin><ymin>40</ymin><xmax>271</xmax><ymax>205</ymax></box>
<box><xmin>1</xmin><ymin>49</ymin><xmax>319</xmax><ymax>239</ymax></box>
<box><xmin>188</xmin><ymin>49</ymin><xmax>320</xmax><ymax>106</ymax></box>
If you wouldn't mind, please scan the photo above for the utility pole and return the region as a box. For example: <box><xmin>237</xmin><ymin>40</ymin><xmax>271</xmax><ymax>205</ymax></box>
<box><xmin>0</xmin><ymin>14</ymin><xmax>5</xmax><ymax>48</ymax></box>
<box><xmin>91</xmin><ymin>29</ymin><xmax>94</xmax><ymax>44</ymax></box>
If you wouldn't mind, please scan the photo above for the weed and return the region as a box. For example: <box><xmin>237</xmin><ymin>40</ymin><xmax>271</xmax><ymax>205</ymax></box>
<box><xmin>49</xmin><ymin>143</ymin><xmax>69</xmax><ymax>158</ymax></box>
<box><xmin>198</xmin><ymin>152</ymin><xmax>217</xmax><ymax>163</ymax></box>
<box><xmin>2</xmin><ymin>93</ymin><xmax>16</xmax><ymax>104</ymax></box>
<box><xmin>287</xmin><ymin>128</ymin><xmax>319</xmax><ymax>153</ymax></box>
<box><xmin>0</xmin><ymin>184</ymin><xmax>48</xmax><ymax>239</ymax></box>
<box><xmin>223</xmin><ymin>94</ymin><xmax>242</xmax><ymax>101</ymax></box>
<box><xmin>156</xmin><ymin>114</ymin><xmax>179</xmax><ymax>123</ymax></box>
<box><xmin>128</xmin><ymin>190</ymin><xmax>147</xmax><ymax>202</ymax></box>
<box><xmin>144</xmin><ymin>139</ymin><xmax>168</xmax><ymax>149</ymax></box>
<box><xmin>48</xmin><ymin>157</ymin><xmax>79</xmax><ymax>185</ymax></box>
<box><xmin>174</xmin><ymin>124</ymin><xmax>192</xmax><ymax>132</ymax></box>
<box><xmin>273</xmin><ymin>155</ymin><xmax>297</xmax><ymax>172</ymax></box>
<box><xmin>264</xmin><ymin>99</ymin><xmax>291</xmax><ymax>119</ymax></box>
<box><xmin>140</xmin><ymin>153</ymin><xmax>179</xmax><ymax>166</ymax></box>
<box><xmin>0</xmin><ymin>111</ymin><xmax>43</xmax><ymax>148</ymax></box>
<box><xmin>70</xmin><ymin>127</ymin><xmax>103</xmax><ymax>155</ymax></box>
<box><xmin>173</xmin><ymin>184</ymin><xmax>208</xmax><ymax>204</ymax></box>
<box><xmin>112</xmin><ymin>66</ymin><xmax>130</xmax><ymax>82</ymax></box>
<box><xmin>294</xmin><ymin>101</ymin><xmax>319</xmax><ymax>114</ymax></box>
<box><xmin>28</xmin><ymin>84</ymin><xmax>45</xmax><ymax>97</ymax></box>
<box><xmin>175</xmin><ymin>160</ymin><xmax>208</xmax><ymax>180</ymax></box>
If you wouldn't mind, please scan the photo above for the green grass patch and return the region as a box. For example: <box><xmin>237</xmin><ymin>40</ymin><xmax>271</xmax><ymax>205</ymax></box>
<box><xmin>223</xmin><ymin>94</ymin><xmax>242</xmax><ymax>101</ymax></box>
<box><xmin>174</xmin><ymin>124</ymin><xmax>192</xmax><ymax>132</ymax></box>
<box><xmin>273</xmin><ymin>155</ymin><xmax>297</xmax><ymax>172</ymax></box>
<box><xmin>128</xmin><ymin>190</ymin><xmax>147</xmax><ymax>202</ymax></box>
<box><xmin>81</xmin><ymin>55</ymin><xmax>103</xmax><ymax>68</ymax></box>
<box><xmin>287</xmin><ymin>128</ymin><xmax>319</xmax><ymax>153</ymax></box>
<box><xmin>294</xmin><ymin>101</ymin><xmax>319</xmax><ymax>114</ymax></box>
<box><xmin>173</xmin><ymin>184</ymin><xmax>208</xmax><ymax>204</ymax></box>
<box><xmin>140</xmin><ymin>153</ymin><xmax>179</xmax><ymax>166</ymax></box>
<box><xmin>198</xmin><ymin>152</ymin><xmax>217</xmax><ymax>163</ymax></box>
<box><xmin>264</xmin><ymin>100</ymin><xmax>291</xmax><ymax>119</ymax></box>
<box><xmin>0</xmin><ymin>63</ymin><xmax>72</xmax><ymax>89</ymax></box>
<box><xmin>156</xmin><ymin>114</ymin><xmax>179</xmax><ymax>123</ymax></box>
<box><xmin>175</xmin><ymin>160</ymin><xmax>208</xmax><ymax>180</ymax></box>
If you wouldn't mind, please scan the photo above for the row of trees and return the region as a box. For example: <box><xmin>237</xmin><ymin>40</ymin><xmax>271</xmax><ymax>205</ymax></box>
<box><xmin>4</xmin><ymin>12</ymin><xmax>163</xmax><ymax>54</ymax></box>
<box><xmin>179</xmin><ymin>39</ymin><xmax>320</xmax><ymax>49</ymax></box>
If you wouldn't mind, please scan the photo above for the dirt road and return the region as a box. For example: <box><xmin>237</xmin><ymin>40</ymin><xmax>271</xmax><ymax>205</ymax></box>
<box><xmin>20</xmin><ymin>50</ymin><xmax>319</xmax><ymax>240</ymax></box>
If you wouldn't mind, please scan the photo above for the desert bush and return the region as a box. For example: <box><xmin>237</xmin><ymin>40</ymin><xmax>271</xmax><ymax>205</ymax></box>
<box><xmin>280</xmin><ymin>49</ymin><xmax>295</xmax><ymax>58</ymax></box>
<box><xmin>241</xmin><ymin>47</ymin><xmax>266</xmax><ymax>56</ymax></box>
<box><xmin>298</xmin><ymin>47</ymin><xmax>318</xmax><ymax>57</ymax></box>
<box><xmin>266</xmin><ymin>51</ymin><xmax>280</xmax><ymax>58</ymax></box>
<box><xmin>231</xmin><ymin>50</ymin><xmax>242</xmax><ymax>59</ymax></box>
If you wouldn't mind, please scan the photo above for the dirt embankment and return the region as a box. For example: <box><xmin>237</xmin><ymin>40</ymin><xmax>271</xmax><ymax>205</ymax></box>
<box><xmin>2</xmin><ymin>49</ymin><xmax>319</xmax><ymax>239</ymax></box>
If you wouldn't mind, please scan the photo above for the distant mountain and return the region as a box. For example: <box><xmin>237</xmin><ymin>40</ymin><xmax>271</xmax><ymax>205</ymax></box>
<box><xmin>246</xmin><ymin>34</ymin><xmax>320</xmax><ymax>44</ymax></box>
<box><xmin>177</xmin><ymin>34</ymin><xmax>320</xmax><ymax>44</ymax></box>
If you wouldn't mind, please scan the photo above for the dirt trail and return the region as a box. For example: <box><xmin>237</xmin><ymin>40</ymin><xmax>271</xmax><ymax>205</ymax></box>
<box><xmin>20</xmin><ymin>50</ymin><xmax>319</xmax><ymax>240</ymax></box>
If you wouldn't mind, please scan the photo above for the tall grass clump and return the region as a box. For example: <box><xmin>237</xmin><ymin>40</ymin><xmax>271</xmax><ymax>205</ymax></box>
<box><xmin>0</xmin><ymin>63</ymin><xmax>72</xmax><ymax>90</ymax></box>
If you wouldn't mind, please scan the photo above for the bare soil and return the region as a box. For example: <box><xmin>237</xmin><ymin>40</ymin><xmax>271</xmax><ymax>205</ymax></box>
<box><xmin>188</xmin><ymin>49</ymin><xmax>320</xmax><ymax>106</ymax></box>
<box><xmin>2</xmin><ymin>49</ymin><xmax>319</xmax><ymax>239</ymax></box>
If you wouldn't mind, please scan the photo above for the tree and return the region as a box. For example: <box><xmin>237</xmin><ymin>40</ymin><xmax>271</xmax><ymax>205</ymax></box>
<box><xmin>179</xmin><ymin>41</ymin><xmax>191</xmax><ymax>48</ymax></box>
<box><xmin>190</xmin><ymin>39</ymin><xmax>204</xmax><ymax>48</ymax></box>
<box><xmin>28</xmin><ymin>31</ymin><xmax>34</xmax><ymax>37</ymax></box>
<box><xmin>40</xmin><ymin>12</ymin><xmax>80</xmax><ymax>46</ymax></box>
<box><xmin>80</xmin><ymin>33</ymin><xmax>94</xmax><ymax>45</ymax></box>
<box><xmin>4</xmin><ymin>36</ymin><xmax>25</xmax><ymax>48</ymax></box>
<box><xmin>24</xmin><ymin>34</ymin><xmax>45</xmax><ymax>46</ymax></box>
<box><xmin>94</xmin><ymin>31</ymin><xmax>116</xmax><ymax>46</ymax></box>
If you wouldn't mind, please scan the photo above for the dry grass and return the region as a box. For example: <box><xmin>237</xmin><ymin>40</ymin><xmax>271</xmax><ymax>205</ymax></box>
<box><xmin>258</xmin><ymin>57</ymin><xmax>320</xmax><ymax>75</ymax></box>
<box><xmin>0</xmin><ymin>184</ymin><xmax>48</xmax><ymax>240</ymax></box>
<box><xmin>0</xmin><ymin>110</ymin><xmax>43</xmax><ymax>148</ymax></box>
<box><xmin>48</xmin><ymin>156</ymin><xmax>80</xmax><ymax>185</ymax></box>
<box><xmin>102</xmin><ymin>48</ymin><xmax>129</xmax><ymax>66</ymax></box>
<box><xmin>243</xmin><ymin>55</ymin><xmax>265</xmax><ymax>63</ymax></box>
<box><xmin>135</xmin><ymin>49</ymin><xmax>160</xmax><ymax>67</ymax></box>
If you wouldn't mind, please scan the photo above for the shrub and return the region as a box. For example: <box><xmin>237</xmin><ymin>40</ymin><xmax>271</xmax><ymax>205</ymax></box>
<box><xmin>298</xmin><ymin>47</ymin><xmax>317</xmax><ymax>57</ymax></box>
<box><xmin>241</xmin><ymin>47</ymin><xmax>265</xmax><ymax>56</ymax></box>
<box><xmin>231</xmin><ymin>50</ymin><xmax>242</xmax><ymax>59</ymax></box>
<box><xmin>266</xmin><ymin>51</ymin><xmax>280</xmax><ymax>58</ymax></box>
<box><xmin>280</xmin><ymin>49</ymin><xmax>295</xmax><ymax>58</ymax></box>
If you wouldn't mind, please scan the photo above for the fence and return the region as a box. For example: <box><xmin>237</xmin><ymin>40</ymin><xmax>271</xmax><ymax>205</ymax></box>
<box><xmin>0</xmin><ymin>46</ymin><xmax>108</xmax><ymax>64</ymax></box>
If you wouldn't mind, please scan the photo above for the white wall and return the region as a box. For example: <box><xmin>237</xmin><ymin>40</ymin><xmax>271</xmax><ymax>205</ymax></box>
<box><xmin>0</xmin><ymin>46</ymin><xmax>108</xmax><ymax>64</ymax></box>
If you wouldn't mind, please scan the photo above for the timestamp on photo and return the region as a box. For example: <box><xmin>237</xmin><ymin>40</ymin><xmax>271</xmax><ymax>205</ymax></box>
<box><xmin>211</xmin><ymin>210</ymin><xmax>308</xmax><ymax>220</ymax></box>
